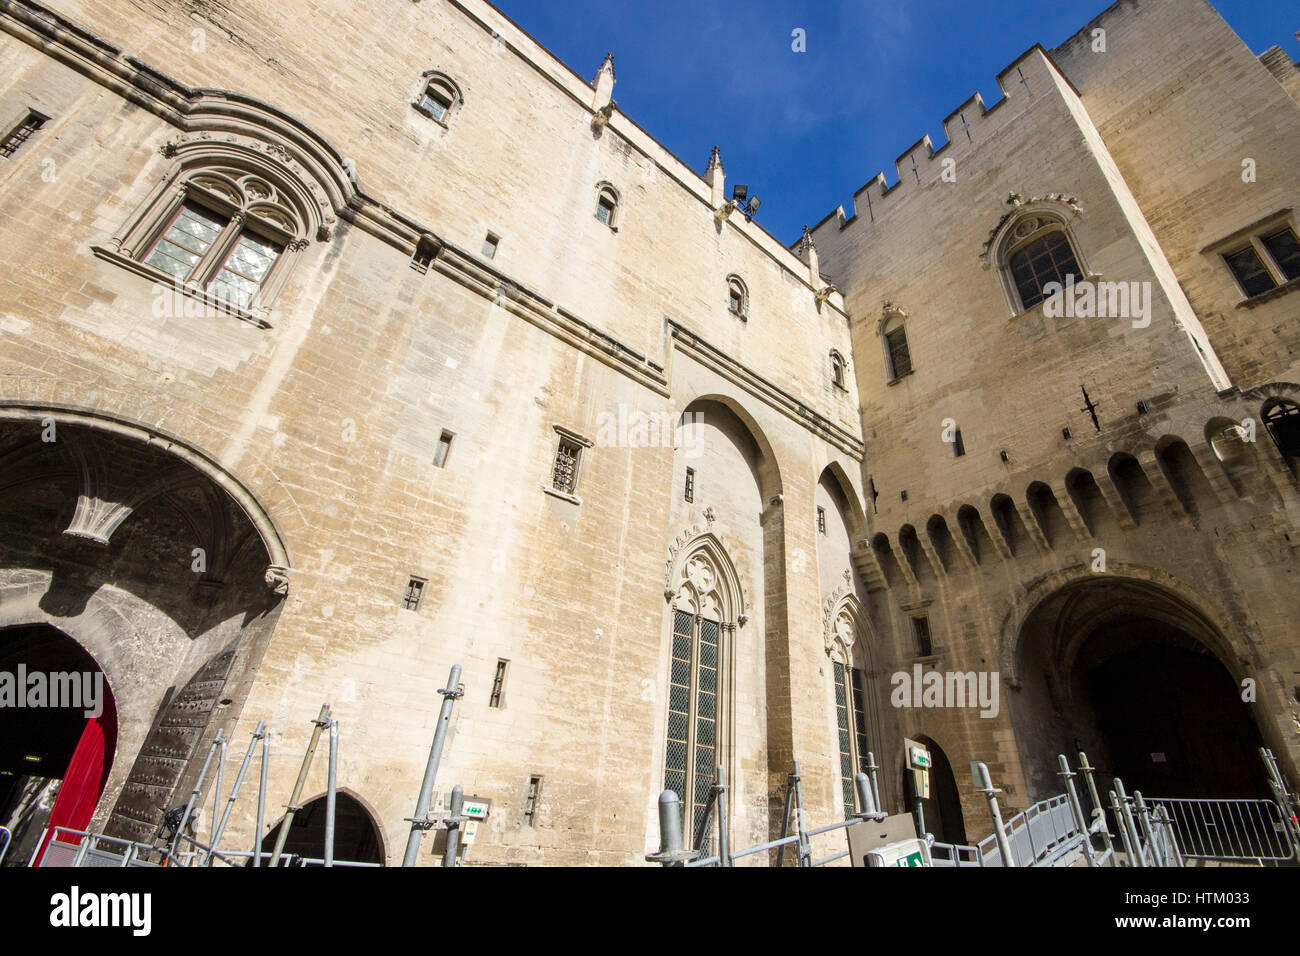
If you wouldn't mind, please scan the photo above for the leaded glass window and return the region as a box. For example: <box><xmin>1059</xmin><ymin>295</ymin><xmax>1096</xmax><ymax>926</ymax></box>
<box><xmin>662</xmin><ymin>609</ymin><xmax>721</xmax><ymax>841</ymax></box>
<box><xmin>833</xmin><ymin>660</ymin><xmax>873</xmax><ymax>818</ymax></box>
<box><xmin>1009</xmin><ymin>229</ymin><xmax>1082</xmax><ymax>310</ymax></box>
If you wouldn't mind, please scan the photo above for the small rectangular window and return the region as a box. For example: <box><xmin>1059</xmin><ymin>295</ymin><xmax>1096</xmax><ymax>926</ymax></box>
<box><xmin>402</xmin><ymin>577</ymin><xmax>426</xmax><ymax>611</ymax></box>
<box><xmin>524</xmin><ymin>776</ymin><xmax>542</xmax><ymax>826</ymax></box>
<box><xmin>489</xmin><ymin>659</ymin><xmax>508</xmax><ymax>708</ymax></box>
<box><xmin>1224</xmin><ymin>246</ymin><xmax>1278</xmax><ymax>298</ymax></box>
<box><xmin>482</xmin><ymin>233</ymin><xmax>500</xmax><ymax>259</ymax></box>
<box><xmin>885</xmin><ymin>328</ymin><xmax>912</xmax><ymax>379</ymax></box>
<box><xmin>912</xmin><ymin>617</ymin><xmax>933</xmax><ymax>658</ymax></box>
<box><xmin>817</xmin><ymin>506</ymin><xmax>826</xmax><ymax>535</ymax></box>
<box><xmin>953</xmin><ymin>429</ymin><xmax>966</xmax><ymax>458</ymax></box>
<box><xmin>434</xmin><ymin>430</ymin><xmax>453</xmax><ymax>468</ymax></box>
<box><xmin>596</xmin><ymin>198</ymin><xmax>614</xmax><ymax>224</ymax></box>
<box><xmin>1262</xmin><ymin>228</ymin><xmax>1300</xmax><ymax>282</ymax></box>
<box><xmin>421</xmin><ymin>91</ymin><xmax>451</xmax><ymax>123</ymax></box>
<box><xmin>684</xmin><ymin>467</ymin><xmax>695</xmax><ymax>503</ymax></box>
<box><xmin>552</xmin><ymin>437</ymin><xmax>582</xmax><ymax>495</ymax></box>
<box><xmin>411</xmin><ymin>243</ymin><xmax>435</xmax><ymax>274</ymax></box>
<box><xmin>0</xmin><ymin>110</ymin><xmax>46</xmax><ymax>159</ymax></box>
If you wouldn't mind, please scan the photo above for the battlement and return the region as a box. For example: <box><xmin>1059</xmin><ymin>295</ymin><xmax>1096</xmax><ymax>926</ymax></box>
<box><xmin>806</xmin><ymin>45</ymin><xmax>1076</xmax><ymax>242</ymax></box>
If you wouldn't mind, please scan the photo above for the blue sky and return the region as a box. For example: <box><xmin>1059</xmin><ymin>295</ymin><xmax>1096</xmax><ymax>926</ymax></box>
<box><xmin>490</xmin><ymin>0</ymin><xmax>1299</xmax><ymax>246</ymax></box>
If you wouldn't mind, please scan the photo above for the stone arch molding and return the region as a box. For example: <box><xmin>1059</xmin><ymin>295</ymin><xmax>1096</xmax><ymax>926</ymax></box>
<box><xmin>980</xmin><ymin>193</ymin><xmax>1085</xmax><ymax>269</ymax></box>
<box><xmin>664</xmin><ymin>512</ymin><xmax>749</xmax><ymax>627</ymax></box>
<box><xmin>822</xmin><ymin>574</ymin><xmax>873</xmax><ymax>667</ymax></box>
<box><xmin>0</xmin><ymin>404</ymin><xmax>292</xmax><ymax>591</ymax></box>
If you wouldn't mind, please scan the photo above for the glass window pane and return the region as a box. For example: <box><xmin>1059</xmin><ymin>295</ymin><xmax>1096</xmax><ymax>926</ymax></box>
<box><xmin>1225</xmin><ymin>247</ymin><xmax>1278</xmax><ymax>298</ymax></box>
<box><xmin>1262</xmin><ymin>229</ymin><xmax>1300</xmax><ymax>281</ymax></box>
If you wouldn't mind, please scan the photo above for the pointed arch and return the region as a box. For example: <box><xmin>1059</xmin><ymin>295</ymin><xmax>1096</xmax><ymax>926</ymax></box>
<box><xmin>666</xmin><ymin>529</ymin><xmax>749</xmax><ymax>627</ymax></box>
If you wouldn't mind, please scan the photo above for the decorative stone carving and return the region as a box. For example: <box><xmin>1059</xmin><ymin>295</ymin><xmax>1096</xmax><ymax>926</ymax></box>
<box><xmin>980</xmin><ymin>193</ymin><xmax>1084</xmax><ymax>266</ymax></box>
<box><xmin>264</xmin><ymin>565</ymin><xmax>290</xmax><ymax>595</ymax></box>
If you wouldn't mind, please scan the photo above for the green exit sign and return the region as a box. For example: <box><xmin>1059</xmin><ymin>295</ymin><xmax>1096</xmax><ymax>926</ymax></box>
<box><xmin>895</xmin><ymin>851</ymin><xmax>925</xmax><ymax>867</ymax></box>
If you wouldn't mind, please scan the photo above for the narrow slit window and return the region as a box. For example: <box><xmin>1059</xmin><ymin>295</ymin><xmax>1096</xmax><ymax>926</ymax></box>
<box><xmin>684</xmin><ymin>467</ymin><xmax>695</xmax><ymax>503</ymax></box>
<box><xmin>817</xmin><ymin>506</ymin><xmax>827</xmax><ymax>535</ymax></box>
<box><xmin>411</xmin><ymin>237</ymin><xmax>437</xmax><ymax>274</ymax></box>
<box><xmin>524</xmin><ymin>776</ymin><xmax>541</xmax><ymax>826</ymax></box>
<box><xmin>402</xmin><ymin>577</ymin><xmax>426</xmax><ymax>611</ymax></box>
<box><xmin>0</xmin><ymin>111</ymin><xmax>46</xmax><ymax>159</ymax></box>
<box><xmin>912</xmin><ymin>617</ymin><xmax>933</xmax><ymax>657</ymax></box>
<box><xmin>489</xmin><ymin>659</ymin><xmax>508</xmax><ymax>708</ymax></box>
<box><xmin>482</xmin><ymin>233</ymin><xmax>500</xmax><ymax>259</ymax></box>
<box><xmin>953</xmin><ymin>429</ymin><xmax>966</xmax><ymax>458</ymax></box>
<box><xmin>885</xmin><ymin>327</ymin><xmax>912</xmax><ymax>379</ymax></box>
<box><xmin>434</xmin><ymin>430</ymin><xmax>453</xmax><ymax>468</ymax></box>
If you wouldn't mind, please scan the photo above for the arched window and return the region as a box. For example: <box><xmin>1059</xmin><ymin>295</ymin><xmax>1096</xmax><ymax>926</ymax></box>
<box><xmin>664</xmin><ymin>539</ymin><xmax>744</xmax><ymax>840</ymax></box>
<box><xmin>830</xmin><ymin>350</ymin><xmax>847</xmax><ymax>390</ymax></box>
<box><xmin>415</xmin><ymin>72</ymin><xmax>463</xmax><ymax>125</ymax></box>
<box><xmin>726</xmin><ymin>275</ymin><xmax>748</xmax><ymax>319</ymax></box>
<box><xmin>97</xmin><ymin>153</ymin><xmax>319</xmax><ymax>324</ymax></box>
<box><xmin>594</xmin><ymin>183</ymin><xmax>620</xmax><ymax>229</ymax></box>
<box><xmin>827</xmin><ymin>601</ymin><xmax>873</xmax><ymax>819</ymax></box>
<box><xmin>1002</xmin><ymin>216</ymin><xmax>1084</xmax><ymax>312</ymax></box>
<box><xmin>880</xmin><ymin>306</ymin><xmax>912</xmax><ymax>380</ymax></box>
<box><xmin>1263</xmin><ymin>398</ymin><xmax>1300</xmax><ymax>458</ymax></box>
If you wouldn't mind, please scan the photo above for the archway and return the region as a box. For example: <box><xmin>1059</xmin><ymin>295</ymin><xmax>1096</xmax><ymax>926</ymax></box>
<box><xmin>1012</xmin><ymin>576</ymin><xmax>1270</xmax><ymax>802</ymax></box>
<box><xmin>0</xmin><ymin>624</ymin><xmax>117</xmax><ymax>866</ymax></box>
<box><xmin>259</xmin><ymin>792</ymin><xmax>384</xmax><ymax>867</ymax></box>
<box><xmin>899</xmin><ymin>736</ymin><xmax>967</xmax><ymax>845</ymax></box>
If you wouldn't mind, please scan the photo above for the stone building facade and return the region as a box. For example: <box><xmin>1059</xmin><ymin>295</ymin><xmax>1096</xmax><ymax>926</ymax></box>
<box><xmin>0</xmin><ymin>0</ymin><xmax>1296</xmax><ymax>865</ymax></box>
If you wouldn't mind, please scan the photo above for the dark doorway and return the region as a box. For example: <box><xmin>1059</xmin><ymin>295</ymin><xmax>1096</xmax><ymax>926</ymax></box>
<box><xmin>259</xmin><ymin>792</ymin><xmax>383</xmax><ymax>866</ymax></box>
<box><xmin>1087</xmin><ymin>640</ymin><xmax>1267</xmax><ymax>800</ymax></box>
<box><xmin>902</xmin><ymin>737</ymin><xmax>968</xmax><ymax>845</ymax></box>
<box><xmin>0</xmin><ymin>624</ymin><xmax>117</xmax><ymax>865</ymax></box>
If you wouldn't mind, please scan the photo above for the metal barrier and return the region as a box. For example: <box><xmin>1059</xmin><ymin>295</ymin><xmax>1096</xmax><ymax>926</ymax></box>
<box><xmin>930</xmin><ymin>841</ymin><xmax>982</xmax><ymax>867</ymax></box>
<box><xmin>1143</xmin><ymin>798</ymin><xmax>1294</xmax><ymax>864</ymax></box>
<box><xmin>649</xmin><ymin>758</ymin><xmax>888</xmax><ymax>867</ymax></box>
<box><xmin>0</xmin><ymin>825</ymin><xmax>9</xmax><ymax>866</ymax></box>
<box><xmin>37</xmin><ymin>828</ymin><xmax>170</xmax><ymax>868</ymax></box>
<box><xmin>977</xmin><ymin>793</ymin><xmax>1085</xmax><ymax>867</ymax></box>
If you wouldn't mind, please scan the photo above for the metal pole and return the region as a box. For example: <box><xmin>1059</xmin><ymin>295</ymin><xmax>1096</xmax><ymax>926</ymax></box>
<box><xmin>1133</xmin><ymin>791</ymin><xmax>1161</xmax><ymax>867</ymax></box>
<box><xmin>402</xmin><ymin>664</ymin><xmax>464</xmax><ymax>867</ymax></box>
<box><xmin>911</xmin><ymin>770</ymin><xmax>927</xmax><ymax>838</ymax></box>
<box><xmin>1109</xmin><ymin>789</ymin><xmax>1137</xmax><ymax>866</ymax></box>
<box><xmin>211</xmin><ymin>732</ymin><xmax>227</xmax><ymax>859</ymax></box>
<box><xmin>206</xmin><ymin>719</ymin><xmax>265</xmax><ymax>866</ymax></box>
<box><xmin>791</xmin><ymin>760</ymin><xmax>811</xmax><ymax>867</ymax></box>
<box><xmin>269</xmin><ymin>704</ymin><xmax>331</xmax><ymax>868</ymax></box>
<box><xmin>972</xmin><ymin>761</ymin><xmax>1015</xmax><ymax>867</ymax></box>
<box><xmin>1058</xmin><ymin>754</ymin><xmax>1097</xmax><ymax>867</ymax></box>
<box><xmin>645</xmin><ymin>791</ymin><xmax>694</xmax><ymax>866</ymax></box>
<box><xmin>775</xmin><ymin>772</ymin><xmax>796</xmax><ymax>868</ymax></box>
<box><xmin>170</xmin><ymin>730</ymin><xmax>223</xmax><ymax>859</ymax></box>
<box><xmin>1077</xmin><ymin>751</ymin><xmax>1116</xmax><ymax>862</ymax></box>
<box><xmin>865</xmin><ymin>752</ymin><xmax>882</xmax><ymax>815</ymax></box>
<box><xmin>714</xmin><ymin>765</ymin><xmax>730</xmax><ymax>867</ymax></box>
<box><xmin>325</xmin><ymin>719</ymin><xmax>339</xmax><ymax>867</ymax></box>
<box><xmin>1113</xmin><ymin>778</ymin><xmax>1146</xmax><ymax>868</ymax></box>
<box><xmin>442</xmin><ymin>785</ymin><xmax>464</xmax><ymax>868</ymax></box>
<box><xmin>854</xmin><ymin>772</ymin><xmax>884</xmax><ymax>820</ymax></box>
<box><xmin>254</xmin><ymin>732</ymin><xmax>269</xmax><ymax>866</ymax></box>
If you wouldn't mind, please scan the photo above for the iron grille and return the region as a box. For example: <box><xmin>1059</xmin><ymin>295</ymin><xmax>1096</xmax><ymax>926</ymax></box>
<box><xmin>552</xmin><ymin>438</ymin><xmax>581</xmax><ymax>494</ymax></box>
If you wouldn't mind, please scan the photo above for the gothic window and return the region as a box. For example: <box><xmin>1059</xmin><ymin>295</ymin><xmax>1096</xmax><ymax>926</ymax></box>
<box><xmin>726</xmin><ymin>275</ymin><xmax>748</xmax><ymax>319</ymax></box>
<box><xmin>663</xmin><ymin>541</ymin><xmax>742</xmax><ymax>842</ymax></box>
<box><xmin>595</xmin><ymin>183</ymin><xmax>620</xmax><ymax>229</ymax></box>
<box><xmin>830</xmin><ymin>350</ymin><xmax>847</xmax><ymax>390</ymax></box>
<box><xmin>828</xmin><ymin>604</ymin><xmax>872</xmax><ymax>819</ymax></box>
<box><xmin>96</xmin><ymin>159</ymin><xmax>315</xmax><ymax>323</ymax></box>
<box><xmin>1006</xmin><ymin>222</ymin><xmax>1083</xmax><ymax>311</ymax></box>
<box><xmin>415</xmin><ymin>72</ymin><xmax>463</xmax><ymax>125</ymax></box>
<box><xmin>883</xmin><ymin>321</ymin><xmax>912</xmax><ymax>380</ymax></box>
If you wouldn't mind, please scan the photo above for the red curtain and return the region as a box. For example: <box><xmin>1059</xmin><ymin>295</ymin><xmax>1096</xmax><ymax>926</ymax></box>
<box><xmin>33</xmin><ymin>690</ymin><xmax>117</xmax><ymax>866</ymax></box>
